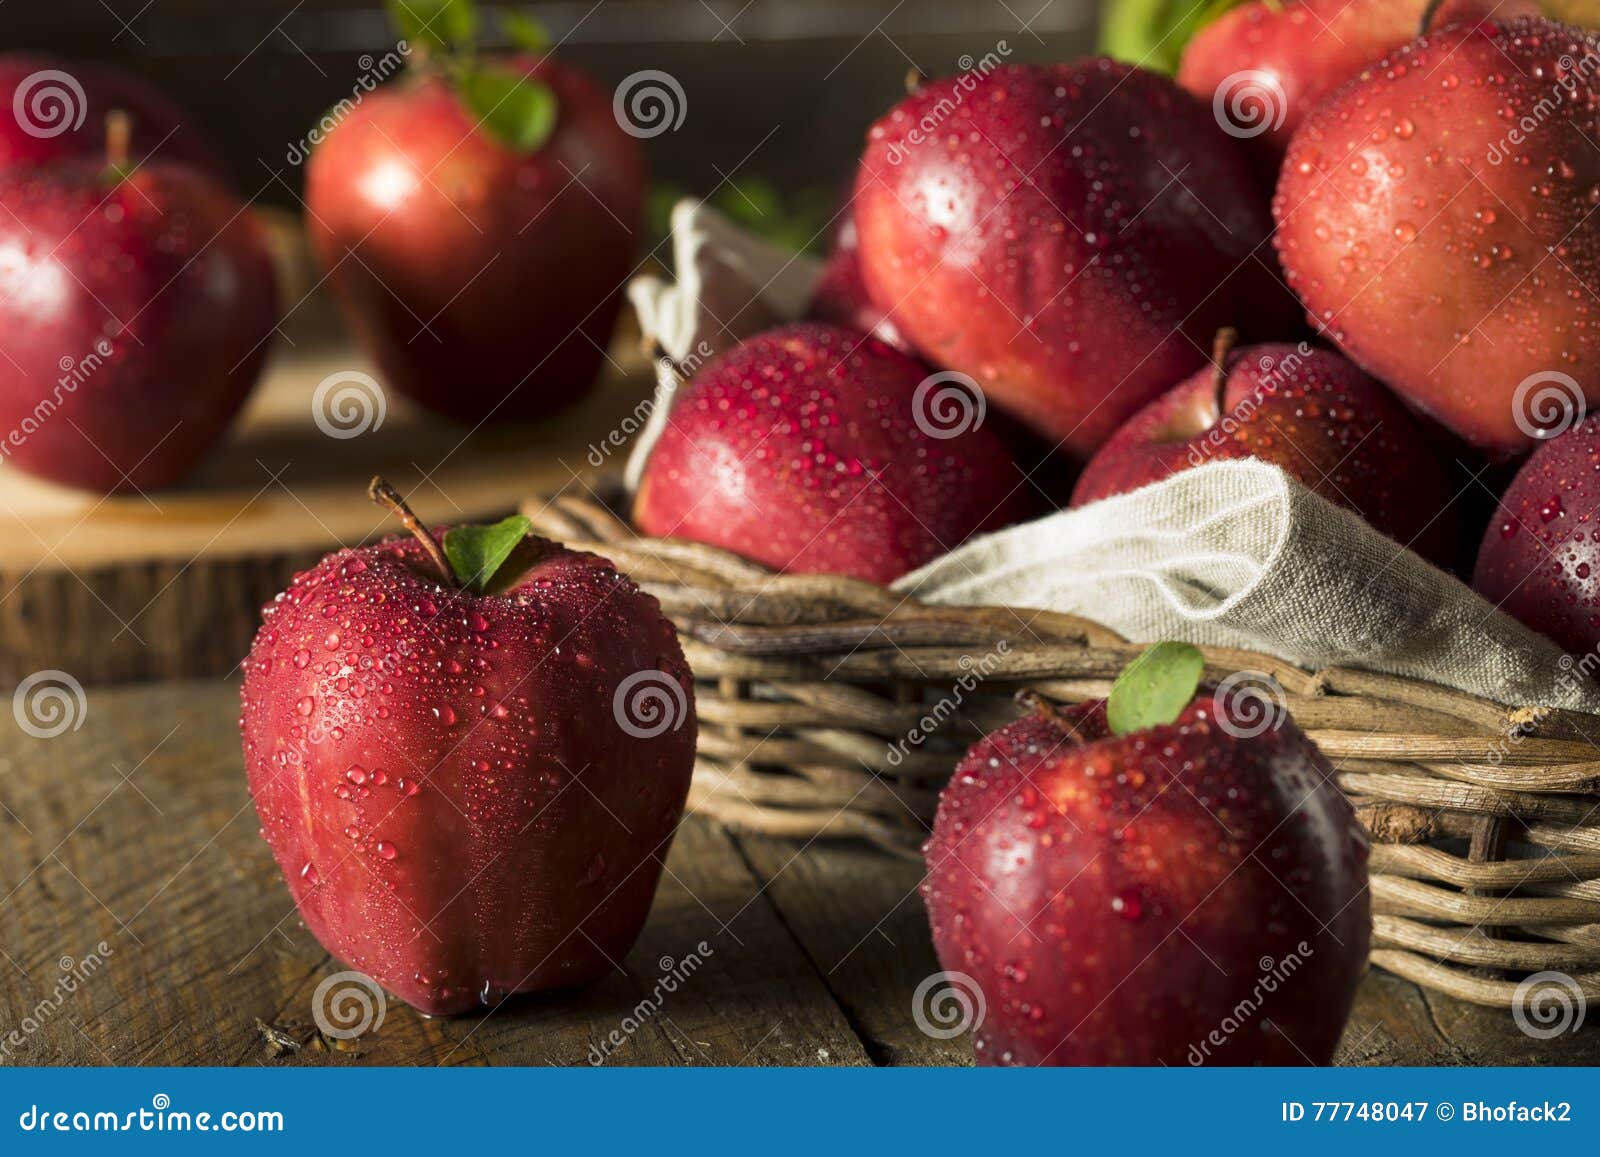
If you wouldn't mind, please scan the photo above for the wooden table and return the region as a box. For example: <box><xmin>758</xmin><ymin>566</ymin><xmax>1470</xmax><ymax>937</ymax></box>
<box><xmin>1</xmin><ymin>681</ymin><xmax>1595</xmax><ymax>1067</ymax></box>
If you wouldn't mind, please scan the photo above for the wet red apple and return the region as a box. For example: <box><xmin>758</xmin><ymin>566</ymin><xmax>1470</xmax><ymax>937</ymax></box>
<box><xmin>1179</xmin><ymin>0</ymin><xmax>1536</xmax><ymax>169</ymax></box>
<box><xmin>633</xmin><ymin>322</ymin><xmax>1032</xmax><ymax>583</ymax></box>
<box><xmin>1274</xmin><ymin>17</ymin><xmax>1600</xmax><ymax>454</ymax></box>
<box><xmin>1072</xmin><ymin>332</ymin><xmax>1461</xmax><ymax>566</ymax></box>
<box><xmin>852</xmin><ymin>60</ymin><xmax>1276</xmax><ymax>458</ymax></box>
<box><xmin>1473</xmin><ymin>414</ymin><xmax>1600</xmax><ymax>654</ymax></box>
<box><xmin>306</xmin><ymin>53</ymin><xmax>644</xmax><ymax>423</ymax></box>
<box><xmin>240</xmin><ymin>482</ymin><xmax>696</xmax><ymax>1016</ymax></box>
<box><xmin>0</xmin><ymin>117</ymin><xmax>276</xmax><ymax>492</ymax></box>
<box><xmin>922</xmin><ymin>654</ymin><xmax>1370</xmax><ymax>1066</ymax></box>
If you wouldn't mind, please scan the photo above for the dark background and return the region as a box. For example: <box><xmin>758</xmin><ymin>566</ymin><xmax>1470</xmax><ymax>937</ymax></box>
<box><xmin>0</xmin><ymin>0</ymin><xmax>1100</xmax><ymax>212</ymax></box>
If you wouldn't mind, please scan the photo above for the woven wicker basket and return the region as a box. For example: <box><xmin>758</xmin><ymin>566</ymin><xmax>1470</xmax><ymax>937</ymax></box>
<box><xmin>524</xmin><ymin>485</ymin><xmax>1600</xmax><ymax>1010</ymax></box>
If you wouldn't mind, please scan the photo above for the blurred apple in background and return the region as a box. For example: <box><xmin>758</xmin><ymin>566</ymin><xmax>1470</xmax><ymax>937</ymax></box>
<box><xmin>0</xmin><ymin>54</ymin><xmax>225</xmax><ymax>177</ymax></box>
<box><xmin>0</xmin><ymin>114</ymin><xmax>277</xmax><ymax>493</ymax></box>
<box><xmin>306</xmin><ymin>2</ymin><xmax>645</xmax><ymax>425</ymax></box>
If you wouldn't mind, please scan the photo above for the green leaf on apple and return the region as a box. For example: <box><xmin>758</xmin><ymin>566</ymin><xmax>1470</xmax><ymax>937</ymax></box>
<box><xmin>1097</xmin><ymin>0</ymin><xmax>1249</xmax><ymax>75</ymax></box>
<box><xmin>457</xmin><ymin>65</ymin><xmax>558</xmax><ymax>153</ymax></box>
<box><xmin>501</xmin><ymin>9</ymin><xmax>552</xmax><ymax>53</ymax></box>
<box><xmin>443</xmin><ymin>515</ymin><xmax>533</xmax><ymax>593</ymax></box>
<box><xmin>387</xmin><ymin>0</ymin><xmax>478</xmax><ymax>54</ymax></box>
<box><xmin>1106</xmin><ymin>641</ymin><xmax>1206</xmax><ymax>736</ymax></box>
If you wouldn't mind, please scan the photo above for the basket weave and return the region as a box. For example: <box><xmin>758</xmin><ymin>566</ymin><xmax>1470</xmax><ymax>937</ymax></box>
<box><xmin>523</xmin><ymin>486</ymin><xmax>1600</xmax><ymax>1010</ymax></box>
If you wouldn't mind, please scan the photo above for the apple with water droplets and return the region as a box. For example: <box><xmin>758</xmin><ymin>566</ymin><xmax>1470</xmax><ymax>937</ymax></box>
<box><xmin>1071</xmin><ymin>331</ymin><xmax>1462</xmax><ymax>567</ymax></box>
<box><xmin>1178</xmin><ymin>0</ymin><xmax>1536</xmax><ymax>174</ymax></box>
<box><xmin>632</xmin><ymin>322</ymin><xmax>1033</xmax><ymax>583</ymax></box>
<box><xmin>1473</xmin><ymin>415</ymin><xmax>1600</xmax><ymax>653</ymax></box>
<box><xmin>240</xmin><ymin>480</ymin><xmax>696</xmax><ymax>1016</ymax></box>
<box><xmin>1273</xmin><ymin>16</ymin><xmax>1600</xmax><ymax>454</ymax></box>
<box><xmin>852</xmin><ymin>60</ymin><xmax>1282</xmax><ymax>458</ymax></box>
<box><xmin>922</xmin><ymin>644</ymin><xmax>1370</xmax><ymax>1065</ymax></box>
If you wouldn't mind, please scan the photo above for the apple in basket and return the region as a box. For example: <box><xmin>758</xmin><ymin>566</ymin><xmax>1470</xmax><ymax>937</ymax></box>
<box><xmin>632</xmin><ymin>322</ymin><xmax>1034</xmax><ymax>584</ymax></box>
<box><xmin>922</xmin><ymin>643</ymin><xmax>1370</xmax><ymax>1065</ymax></box>
<box><xmin>240</xmin><ymin>480</ymin><xmax>695</xmax><ymax>1015</ymax></box>
<box><xmin>1473</xmin><ymin>414</ymin><xmax>1600</xmax><ymax>656</ymax></box>
<box><xmin>1274</xmin><ymin>16</ymin><xmax>1600</xmax><ymax>455</ymax></box>
<box><xmin>851</xmin><ymin>59</ymin><xmax>1286</xmax><ymax>458</ymax></box>
<box><xmin>1178</xmin><ymin>0</ymin><xmax>1537</xmax><ymax>172</ymax></box>
<box><xmin>1070</xmin><ymin>331</ymin><xmax>1462</xmax><ymax>567</ymax></box>
<box><xmin>305</xmin><ymin>5</ymin><xmax>644</xmax><ymax>424</ymax></box>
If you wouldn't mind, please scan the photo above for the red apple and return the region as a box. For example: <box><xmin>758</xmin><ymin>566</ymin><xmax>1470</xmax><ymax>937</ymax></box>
<box><xmin>240</xmin><ymin>482</ymin><xmax>696</xmax><ymax>1016</ymax></box>
<box><xmin>922</xmin><ymin>651</ymin><xmax>1370</xmax><ymax>1066</ymax></box>
<box><xmin>306</xmin><ymin>49</ymin><xmax>644</xmax><ymax>424</ymax></box>
<box><xmin>1179</xmin><ymin>0</ymin><xmax>1537</xmax><ymax>170</ymax></box>
<box><xmin>0</xmin><ymin>119</ymin><xmax>277</xmax><ymax>492</ymax></box>
<box><xmin>806</xmin><ymin>215</ymin><xmax>913</xmax><ymax>354</ymax></box>
<box><xmin>632</xmin><ymin>322</ymin><xmax>1033</xmax><ymax>584</ymax></box>
<box><xmin>1274</xmin><ymin>17</ymin><xmax>1600</xmax><ymax>454</ymax></box>
<box><xmin>1473</xmin><ymin>414</ymin><xmax>1600</xmax><ymax>654</ymax></box>
<box><xmin>852</xmin><ymin>60</ymin><xmax>1277</xmax><ymax>458</ymax></box>
<box><xmin>1072</xmin><ymin>333</ymin><xmax>1462</xmax><ymax>566</ymax></box>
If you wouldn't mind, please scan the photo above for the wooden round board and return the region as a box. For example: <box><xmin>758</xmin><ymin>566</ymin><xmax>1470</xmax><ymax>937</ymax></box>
<box><xmin>0</xmin><ymin>305</ymin><xmax>650</xmax><ymax>686</ymax></box>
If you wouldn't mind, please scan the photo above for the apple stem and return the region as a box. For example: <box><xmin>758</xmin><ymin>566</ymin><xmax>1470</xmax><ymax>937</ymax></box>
<box><xmin>1015</xmin><ymin>690</ymin><xmax>1086</xmax><ymax>744</ymax></box>
<box><xmin>905</xmin><ymin>66</ymin><xmax>925</xmax><ymax>93</ymax></box>
<box><xmin>1417</xmin><ymin>0</ymin><xmax>1448</xmax><ymax>34</ymax></box>
<box><xmin>105</xmin><ymin>110</ymin><xmax>131</xmax><ymax>171</ymax></box>
<box><xmin>367</xmin><ymin>476</ymin><xmax>456</xmax><ymax>587</ymax></box>
<box><xmin>1208</xmin><ymin>326</ymin><xmax>1240</xmax><ymax>421</ymax></box>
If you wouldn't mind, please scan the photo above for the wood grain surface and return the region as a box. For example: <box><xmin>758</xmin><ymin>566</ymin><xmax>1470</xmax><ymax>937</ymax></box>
<box><xmin>1</xmin><ymin>680</ymin><xmax>1595</xmax><ymax>1067</ymax></box>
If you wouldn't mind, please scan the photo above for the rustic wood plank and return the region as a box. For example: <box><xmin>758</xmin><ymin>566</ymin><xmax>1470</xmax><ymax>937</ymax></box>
<box><xmin>3</xmin><ymin>679</ymin><xmax>1597</xmax><ymax>1067</ymax></box>
<box><xmin>733</xmin><ymin>832</ymin><xmax>970</xmax><ymax>1066</ymax></box>
<box><xmin>0</xmin><ymin>680</ymin><xmax>869</xmax><ymax>1067</ymax></box>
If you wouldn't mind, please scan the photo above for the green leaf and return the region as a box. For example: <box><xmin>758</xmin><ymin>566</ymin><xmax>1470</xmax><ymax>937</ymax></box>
<box><xmin>501</xmin><ymin>9</ymin><xmax>552</xmax><ymax>52</ymax></box>
<box><xmin>1106</xmin><ymin>642</ymin><xmax>1205</xmax><ymax>736</ymax></box>
<box><xmin>457</xmin><ymin>65</ymin><xmax>558</xmax><ymax>152</ymax></box>
<box><xmin>443</xmin><ymin>515</ymin><xmax>532</xmax><ymax>593</ymax></box>
<box><xmin>1098</xmin><ymin>0</ymin><xmax>1249</xmax><ymax>75</ymax></box>
<box><xmin>386</xmin><ymin>0</ymin><xmax>478</xmax><ymax>53</ymax></box>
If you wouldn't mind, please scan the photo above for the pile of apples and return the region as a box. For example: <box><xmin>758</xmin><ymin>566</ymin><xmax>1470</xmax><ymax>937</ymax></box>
<box><xmin>638</xmin><ymin>2</ymin><xmax>1600</xmax><ymax>655</ymax></box>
